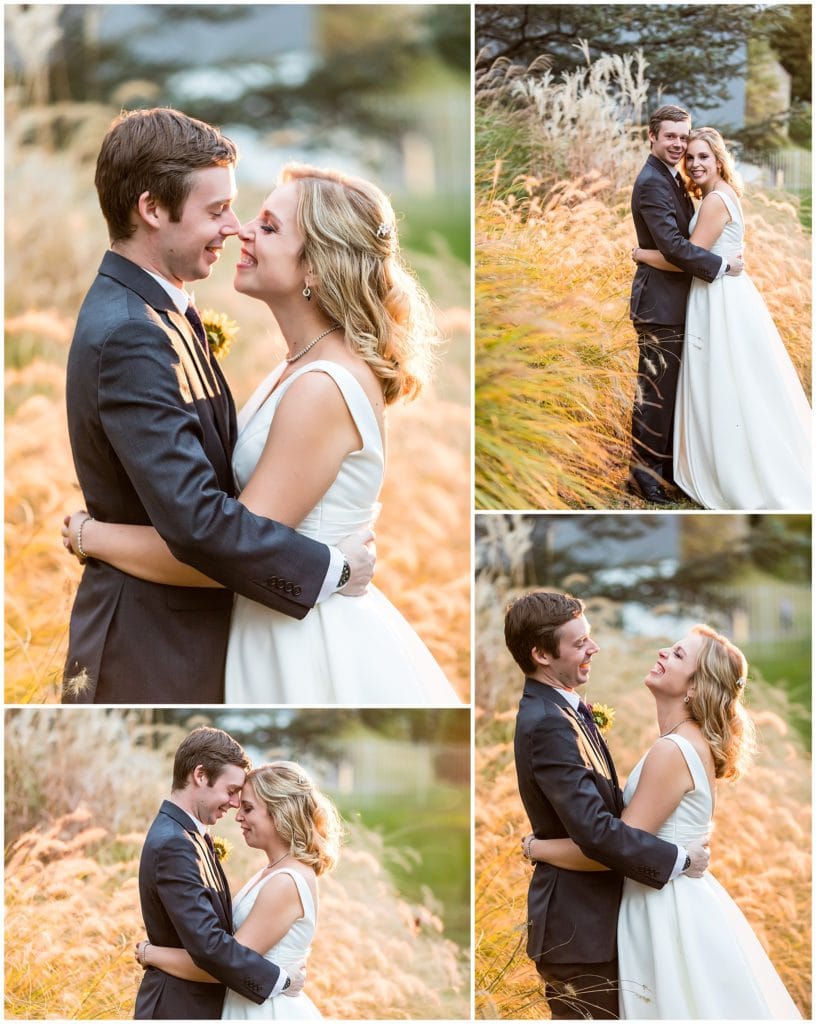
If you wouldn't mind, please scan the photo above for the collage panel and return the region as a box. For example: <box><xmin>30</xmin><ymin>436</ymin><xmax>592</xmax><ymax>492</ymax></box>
<box><xmin>5</xmin><ymin>706</ymin><xmax>471</xmax><ymax>1019</ymax></box>
<box><xmin>474</xmin><ymin>512</ymin><xmax>810</xmax><ymax>1019</ymax></box>
<box><xmin>474</xmin><ymin>3</ymin><xmax>811</xmax><ymax>512</ymax></box>
<box><xmin>5</xmin><ymin>2</ymin><xmax>471</xmax><ymax>707</ymax></box>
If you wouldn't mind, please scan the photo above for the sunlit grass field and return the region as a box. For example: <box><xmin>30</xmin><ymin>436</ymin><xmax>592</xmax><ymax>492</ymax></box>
<box><xmin>4</xmin><ymin>106</ymin><xmax>471</xmax><ymax>703</ymax></box>
<box><xmin>4</xmin><ymin>710</ymin><xmax>470</xmax><ymax>1020</ymax></box>
<box><xmin>474</xmin><ymin>54</ymin><xmax>812</xmax><ymax>510</ymax></box>
<box><xmin>474</xmin><ymin>586</ymin><xmax>811</xmax><ymax>1019</ymax></box>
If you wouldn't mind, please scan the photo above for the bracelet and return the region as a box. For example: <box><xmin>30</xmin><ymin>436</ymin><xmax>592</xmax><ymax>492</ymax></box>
<box><xmin>76</xmin><ymin>516</ymin><xmax>94</xmax><ymax>560</ymax></box>
<box><xmin>138</xmin><ymin>942</ymin><xmax>151</xmax><ymax>968</ymax></box>
<box><xmin>522</xmin><ymin>835</ymin><xmax>535</xmax><ymax>860</ymax></box>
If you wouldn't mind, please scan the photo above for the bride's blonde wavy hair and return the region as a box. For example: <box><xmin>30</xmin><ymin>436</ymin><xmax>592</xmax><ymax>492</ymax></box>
<box><xmin>682</xmin><ymin>127</ymin><xmax>744</xmax><ymax>200</ymax></box>
<box><xmin>246</xmin><ymin>761</ymin><xmax>344</xmax><ymax>875</ymax></box>
<box><xmin>280</xmin><ymin>163</ymin><xmax>439</xmax><ymax>404</ymax></box>
<box><xmin>687</xmin><ymin>625</ymin><xmax>756</xmax><ymax>781</ymax></box>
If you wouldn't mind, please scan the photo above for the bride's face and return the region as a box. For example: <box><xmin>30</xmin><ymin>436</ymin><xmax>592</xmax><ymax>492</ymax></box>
<box><xmin>235</xmin><ymin>779</ymin><xmax>278</xmax><ymax>849</ymax></box>
<box><xmin>234</xmin><ymin>181</ymin><xmax>307</xmax><ymax>301</ymax></box>
<box><xmin>645</xmin><ymin>632</ymin><xmax>705</xmax><ymax>699</ymax></box>
<box><xmin>685</xmin><ymin>140</ymin><xmax>720</xmax><ymax>190</ymax></box>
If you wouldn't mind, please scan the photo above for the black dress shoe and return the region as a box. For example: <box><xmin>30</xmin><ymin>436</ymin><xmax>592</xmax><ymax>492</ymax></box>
<box><xmin>627</xmin><ymin>470</ymin><xmax>672</xmax><ymax>506</ymax></box>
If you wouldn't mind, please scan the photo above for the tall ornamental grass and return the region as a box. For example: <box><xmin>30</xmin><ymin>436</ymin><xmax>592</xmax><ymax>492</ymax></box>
<box><xmin>475</xmin><ymin>50</ymin><xmax>811</xmax><ymax>510</ymax></box>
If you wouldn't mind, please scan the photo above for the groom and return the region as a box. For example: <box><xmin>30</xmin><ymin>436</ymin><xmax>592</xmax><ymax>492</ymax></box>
<box><xmin>508</xmin><ymin>592</ymin><xmax>709</xmax><ymax>1019</ymax></box>
<box><xmin>628</xmin><ymin>103</ymin><xmax>742</xmax><ymax>504</ymax></box>
<box><xmin>63</xmin><ymin>107</ymin><xmax>373</xmax><ymax>704</ymax></box>
<box><xmin>135</xmin><ymin>726</ymin><xmax>298</xmax><ymax>1018</ymax></box>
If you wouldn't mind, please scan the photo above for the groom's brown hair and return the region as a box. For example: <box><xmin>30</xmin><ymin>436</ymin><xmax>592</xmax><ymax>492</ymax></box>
<box><xmin>172</xmin><ymin>726</ymin><xmax>250</xmax><ymax>790</ymax></box>
<box><xmin>648</xmin><ymin>104</ymin><xmax>691</xmax><ymax>139</ymax></box>
<box><xmin>504</xmin><ymin>592</ymin><xmax>584</xmax><ymax>675</ymax></box>
<box><xmin>95</xmin><ymin>107</ymin><xmax>238</xmax><ymax>243</ymax></box>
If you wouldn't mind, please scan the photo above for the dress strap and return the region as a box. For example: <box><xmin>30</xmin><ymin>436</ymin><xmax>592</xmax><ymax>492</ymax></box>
<box><xmin>705</xmin><ymin>188</ymin><xmax>742</xmax><ymax>226</ymax></box>
<box><xmin>277</xmin><ymin>360</ymin><xmax>384</xmax><ymax>455</ymax></box>
<box><xmin>662</xmin><ymin>733</ymin><xmax>713</xmax><ymax>806</ymax></box>
<box><xmin>264</xmin><ymin>867</ymin><xmax>316</xmax><ymax>923</ymax></box>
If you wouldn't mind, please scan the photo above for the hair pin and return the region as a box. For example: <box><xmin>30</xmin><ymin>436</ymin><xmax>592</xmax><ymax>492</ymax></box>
<box><xmin>376</xmin><ymin>222</ymin><xmax>393</xmax><ymax>240</ymax></box>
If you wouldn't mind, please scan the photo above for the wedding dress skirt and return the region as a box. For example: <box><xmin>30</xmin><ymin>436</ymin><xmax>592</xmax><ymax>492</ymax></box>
<box><xmin>617</xmin><ymin>734</ymin><xmax>801</xmax><ymax>1019</ymax></box>
<box><xmin>673</xmin><ymin>189</ymin><xmax>811</xmax><ymax>510</ymax></box>
<box><xmin>224</xmin><ymin>360</ymin><xmax>460</xmax><ymax>705</ymax></box>
<box><xmin>222</xmin><ymin>868</ymin><xmax>321</xmax><ymax>1020</ymax></box>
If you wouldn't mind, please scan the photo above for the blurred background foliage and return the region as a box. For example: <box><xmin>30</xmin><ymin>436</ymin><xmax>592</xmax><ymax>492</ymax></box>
<box><xmin>475</xmin><ymin>4</ymin><xmax>811</xmax><ymax>151</ymax></box>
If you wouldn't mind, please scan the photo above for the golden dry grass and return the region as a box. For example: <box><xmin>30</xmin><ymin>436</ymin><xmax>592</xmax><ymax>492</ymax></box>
<box><xmin>4</xmin><ymin>111</ymin><xmax>471</xmax><ymax>703</ymax></box>
<box><xmin>475</xmin><ymin>176</ymin><xmax>812</xmax><ymax>510</ymax></box>
<box><xmin>4</xmin><ymin>710</ymin><xmax>469</xmax><ymax>1020</ymax></box>
<box><xmin>475</xmin><ymin>51</ymin><xmax>812</xmax><ymax>511</ymax></box>
<box><xmin>474</xmin><ymin>585</ymin><xmax>811</xmax><ymax>1019</ymax></box>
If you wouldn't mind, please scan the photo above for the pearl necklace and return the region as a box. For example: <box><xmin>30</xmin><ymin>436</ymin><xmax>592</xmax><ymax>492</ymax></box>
<box><xmin>660</xmin><ymin>717</ymin><xmax>693</xmax><ymax>738</ymax></box>
<box><xmin>285</xmin><ymin>324</ymin><xmax>341</xmax><ymax>364</ymax></box>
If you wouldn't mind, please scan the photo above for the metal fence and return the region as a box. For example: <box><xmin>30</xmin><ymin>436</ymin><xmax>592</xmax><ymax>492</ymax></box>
<box><xmin>741</xmin><ymin>148</ymin><xmax>812</xmax><ymax>194</ymax></box>
<box><xmin>711</xmin><ymin>580</ymin><xmax>811</xmax><ymax>655</ymax></box>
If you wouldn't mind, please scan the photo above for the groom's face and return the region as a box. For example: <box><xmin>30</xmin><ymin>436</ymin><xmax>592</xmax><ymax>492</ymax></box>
<box><xmin>535</xmin><ymin>614</ymin><xmax>600</xmax><ymax>689</ymax></box>
<box><xmin>155</xmin><ymin>164</ymin><xmax>241</xmax><ymax>285</ymax></box>
<box><xmin>649</xmin><ymin>119</ymin><xmax>691</xmax><ymax>168</ymax></box>
<box><xmin>191</xmin><ymin>762</ymin><xmax>245</xmax><ymax>825</ymax></box>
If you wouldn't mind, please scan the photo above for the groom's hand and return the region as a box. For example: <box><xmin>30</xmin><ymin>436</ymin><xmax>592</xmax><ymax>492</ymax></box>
<box><xmin>337</xmin><ymin>529</ymin><xmax>376</xmax><ymax>596</ymax></box>
<box><xmin>282</xmin><ymin>964</ymin><xmax>306</xmax><ymax>997</ymax></box>
<box><xmin>725</xmin><ymin>255</ymin><xmax>744</xmax><ymax>277</ymax></box>
<box><xmin>683</xmin><ymin>839</ymin><xmax>710</xmax><ymax>878</ymax></box>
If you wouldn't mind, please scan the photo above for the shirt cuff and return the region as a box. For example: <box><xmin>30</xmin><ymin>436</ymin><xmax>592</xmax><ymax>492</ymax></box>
<box><xmin>269</xmin><ymin>969</ymin><xmax>288</xmax><ymax>997</ymax></box>
<box><xmin>714</xmin><ymin>256</ymin><xmax>727</xmax><ymax>279</ymax></box>
<box><xmin>316</xmin><ymin>546</ymin><xmax>344</xmax><ymax>603</ymax></box>
<box><xmin>669</xmin><ymin>844</ymin><xmax>688</xmax><ymax>880</ymax></box>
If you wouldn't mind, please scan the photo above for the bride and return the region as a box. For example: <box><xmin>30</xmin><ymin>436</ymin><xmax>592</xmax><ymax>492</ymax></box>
<box><xmin>524</xmin><ymin>625</ymin><xmax>802</xmax><ymax>1019</ymax></box>
<box><xmin>64</xmin><ymin>164</ymin><xmax>460</xmax><ymax>706</ymax></box>
<box><xmin>633</xmin><ymin>127</ymin><xmax>812</xmax><ymax>510</ymax></box>
<box><xmin>136</xmin><ymin>761</ymin><xmax>341</xmax><ymax>1019</ymax></box>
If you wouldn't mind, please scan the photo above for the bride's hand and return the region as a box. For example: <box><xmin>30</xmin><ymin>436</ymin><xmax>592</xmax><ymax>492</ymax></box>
<box><xmin>135</xmin><ymin>940</ymin><xmax>151</xmax><ymax>969</ymax></box>
<box><xmin>336</xmin><ymin>528</ymin><xmax>376</xmax><ymax>597</ymax></box>
<box><xmin>61</xmin><ymin>510</ymin><xmax>91</xmax><ymax>563</ymax></box>
<box><xmin>282</xmin><ymin>963</ymin><xmax>306</xmax><ymax>997</ymax></box>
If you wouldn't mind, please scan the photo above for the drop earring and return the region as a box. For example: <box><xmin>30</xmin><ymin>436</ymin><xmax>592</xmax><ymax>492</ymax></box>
<box><xmin>302</xmin><ymin>285</ymin><xmax>311</xmax><ymax>301</ymax></box>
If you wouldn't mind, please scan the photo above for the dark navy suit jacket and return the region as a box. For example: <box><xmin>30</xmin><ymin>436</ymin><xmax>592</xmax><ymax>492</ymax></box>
<box><xmin>135</xmin><ymin>800</ymin><xmax>279</xmax><ymax>1020</ymax></box>
<box><xmin>514</xmin><ymin>679</ymin><xmax>678</xmax><ymax>966</ymax></box>
<box><xmin>629</xmin><ymin>154</ymin><xmax>723</xmax><ymax>326</ymax></box>
<box><xmin>64</xmin><ymin>251</ymin><xmax>330</xmax><ymax>703</ymax></box>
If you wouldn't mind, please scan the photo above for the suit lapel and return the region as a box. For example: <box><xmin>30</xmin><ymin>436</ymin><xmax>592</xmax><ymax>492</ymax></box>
<box><xmin>159</xmin><ymin>802</ymin><xmax>233</xmax><ymax>929</ymax></box>
<box><xmin>194</xmin><ymin>831</ymin><xmax>233</xmax><ymax>927</ymax></box>
<box><xmin>564</xmin><ymin>704</ymin><xmax>613</xmax><ymax>779</ymax></box>
<box><xmin>647</xmin><ymin>154</ymin><xmax>693</xmax><ymax>232</ymax></box>
<box><xmin>98</xmin><ymin>252</ymin><xmax>235</xmax><ymax>457</ymax></box>
<box><xmin>167</xmin><ymin>309</ymin><xmax>233</xmax><ymax>454</ymax></box>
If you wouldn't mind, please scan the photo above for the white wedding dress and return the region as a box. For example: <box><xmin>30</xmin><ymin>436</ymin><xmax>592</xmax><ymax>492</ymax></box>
<box><xmin>673</xmin><ymin>188</ymin><xmax>812</xmax><ymax>510</ymax></box>
<box><xmin>617</xmin><ymin>734</ymin><xmax>801</xmax><ymax>1019</ymax></box>
<box><xmin>222</xmin><ymin>867</ymin><xmax>321</xmax><ymax>1020</ymax></box>
<box><xmin>224</xmin><ymin>360</ymin><xmax>460</xmax><ymax>705</ymax></box>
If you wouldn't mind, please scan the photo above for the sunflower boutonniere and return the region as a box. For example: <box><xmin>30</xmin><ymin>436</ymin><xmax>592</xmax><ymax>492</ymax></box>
<box><xmin>211</xmin><ymin>835</ymin><xmax>232</xmax><ymax>862</ymax></box>
<box><xmin>589</xmin><ymin>702</ymin><xmax>615</xmax><ymax>735</ymax></box>
<box><xmin>200</xmin><ymin>309</ymin><xmax>240</xmax><ymax>360</ymax></box>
